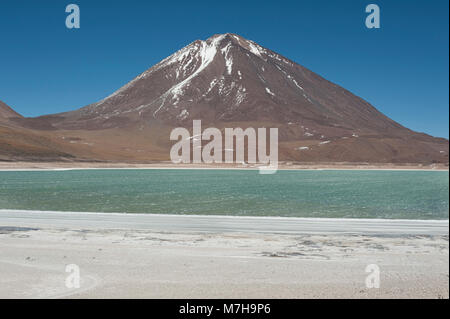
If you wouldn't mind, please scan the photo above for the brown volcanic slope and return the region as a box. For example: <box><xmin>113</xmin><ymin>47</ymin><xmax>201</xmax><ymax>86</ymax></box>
<box><xmin>0</xmin><ymin>101</ymin><xmax>76</xmax><ymax>161</ymax></box>
<box><xmin>0</xmin><ymin>100</ymin><xmax>22</xmax><ymax>122</ymax></box>
<box><xmin>3</xmin><ymin>33</ymin><xmax>449</xmax><ymax>163</ymax></box>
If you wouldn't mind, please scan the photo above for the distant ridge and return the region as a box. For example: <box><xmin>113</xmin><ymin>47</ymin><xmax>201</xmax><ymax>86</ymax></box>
<box><xmin>0</xmin><ymin>100</ymin><xmax>22</xmax><ymax>121</ymax></box>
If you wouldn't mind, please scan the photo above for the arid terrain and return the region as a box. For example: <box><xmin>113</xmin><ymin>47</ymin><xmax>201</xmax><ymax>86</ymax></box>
<box><xmin>0</xmin><ymin>34</ymin><xmax>448</xmax><ymax>165</ymax></box>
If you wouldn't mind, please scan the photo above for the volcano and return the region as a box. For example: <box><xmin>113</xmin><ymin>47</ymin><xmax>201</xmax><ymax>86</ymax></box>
<box><xmin>2</xmin><ymin>34</ymin><xmax>448</xmax><ymax>164</ymax></box>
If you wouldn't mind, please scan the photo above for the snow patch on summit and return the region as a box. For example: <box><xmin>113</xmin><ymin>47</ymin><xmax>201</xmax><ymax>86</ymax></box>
<box><xmin>248</xmin><ymin>42</ymin><xmax>262</xmax><ymax>57</ymax></box>
<box><xmin>153</xmin><ymin>35</ymin><xmax>226</xmax><ymax>117</ymax></box>
<box><xmin>221</xmin><ymin>43</ymin><xmax>233</xmax><ymax>75</ymax></box>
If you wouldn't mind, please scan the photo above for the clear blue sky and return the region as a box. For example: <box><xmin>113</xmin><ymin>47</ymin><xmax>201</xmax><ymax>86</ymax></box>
<box><xmin>0</xmin><ymin>0</ymin><xmax>448</xmax><ymax>138</ymax></box>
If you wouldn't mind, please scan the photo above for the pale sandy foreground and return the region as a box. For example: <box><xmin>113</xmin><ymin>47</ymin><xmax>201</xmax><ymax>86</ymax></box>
<box><xmin>0</xmin><ymin>210</ymin><xmax>448</xmax><ymax>299</ymax></box>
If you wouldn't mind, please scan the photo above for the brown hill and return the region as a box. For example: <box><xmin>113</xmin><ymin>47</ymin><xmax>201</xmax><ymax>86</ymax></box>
<box><xmin>0</xmin><ymin>101</ymin><xmax>76</xmax><ymax>161</ymax></box>
<box><xmin>0</xmin><ymin>100</ymin><xmax>22</xmax><ymax>122</ymax></box>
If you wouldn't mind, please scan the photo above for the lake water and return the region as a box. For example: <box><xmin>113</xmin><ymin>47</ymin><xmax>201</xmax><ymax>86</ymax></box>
<box><xmin>0</xmin><ymin>169</ymin><xmax>448</xmax><ymax>219</ymax></box>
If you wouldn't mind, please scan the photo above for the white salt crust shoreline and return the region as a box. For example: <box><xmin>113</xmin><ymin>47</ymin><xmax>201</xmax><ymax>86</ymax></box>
<box><xmin>0</xmin><ymin>209</ymin><xmax>448</xmax><ymax>298</ymax></box>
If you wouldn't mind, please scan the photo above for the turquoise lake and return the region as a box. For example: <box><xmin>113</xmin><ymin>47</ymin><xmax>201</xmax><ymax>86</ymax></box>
<box><xmin>0</xmin><ymin>169</ymin><xmax>448</xmax><ymax>219</ymax></box>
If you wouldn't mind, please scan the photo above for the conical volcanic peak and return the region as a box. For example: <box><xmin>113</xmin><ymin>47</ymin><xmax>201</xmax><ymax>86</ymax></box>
<box><xmin>2</xmin><ymin>34</ymin><xmax>448</xmax><ymax>164</ymax></box>
<box><xmin>54</xmin><ymin>33</ymin><xmax>401</xmax><ymax>136</ymax></box>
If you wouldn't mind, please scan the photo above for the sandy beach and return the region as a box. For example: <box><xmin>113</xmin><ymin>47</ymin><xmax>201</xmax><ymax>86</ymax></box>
<box><xmin>0</xmin><ymin>210</ymin><xmax>448</xmax><ymax>299</ymax></box>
